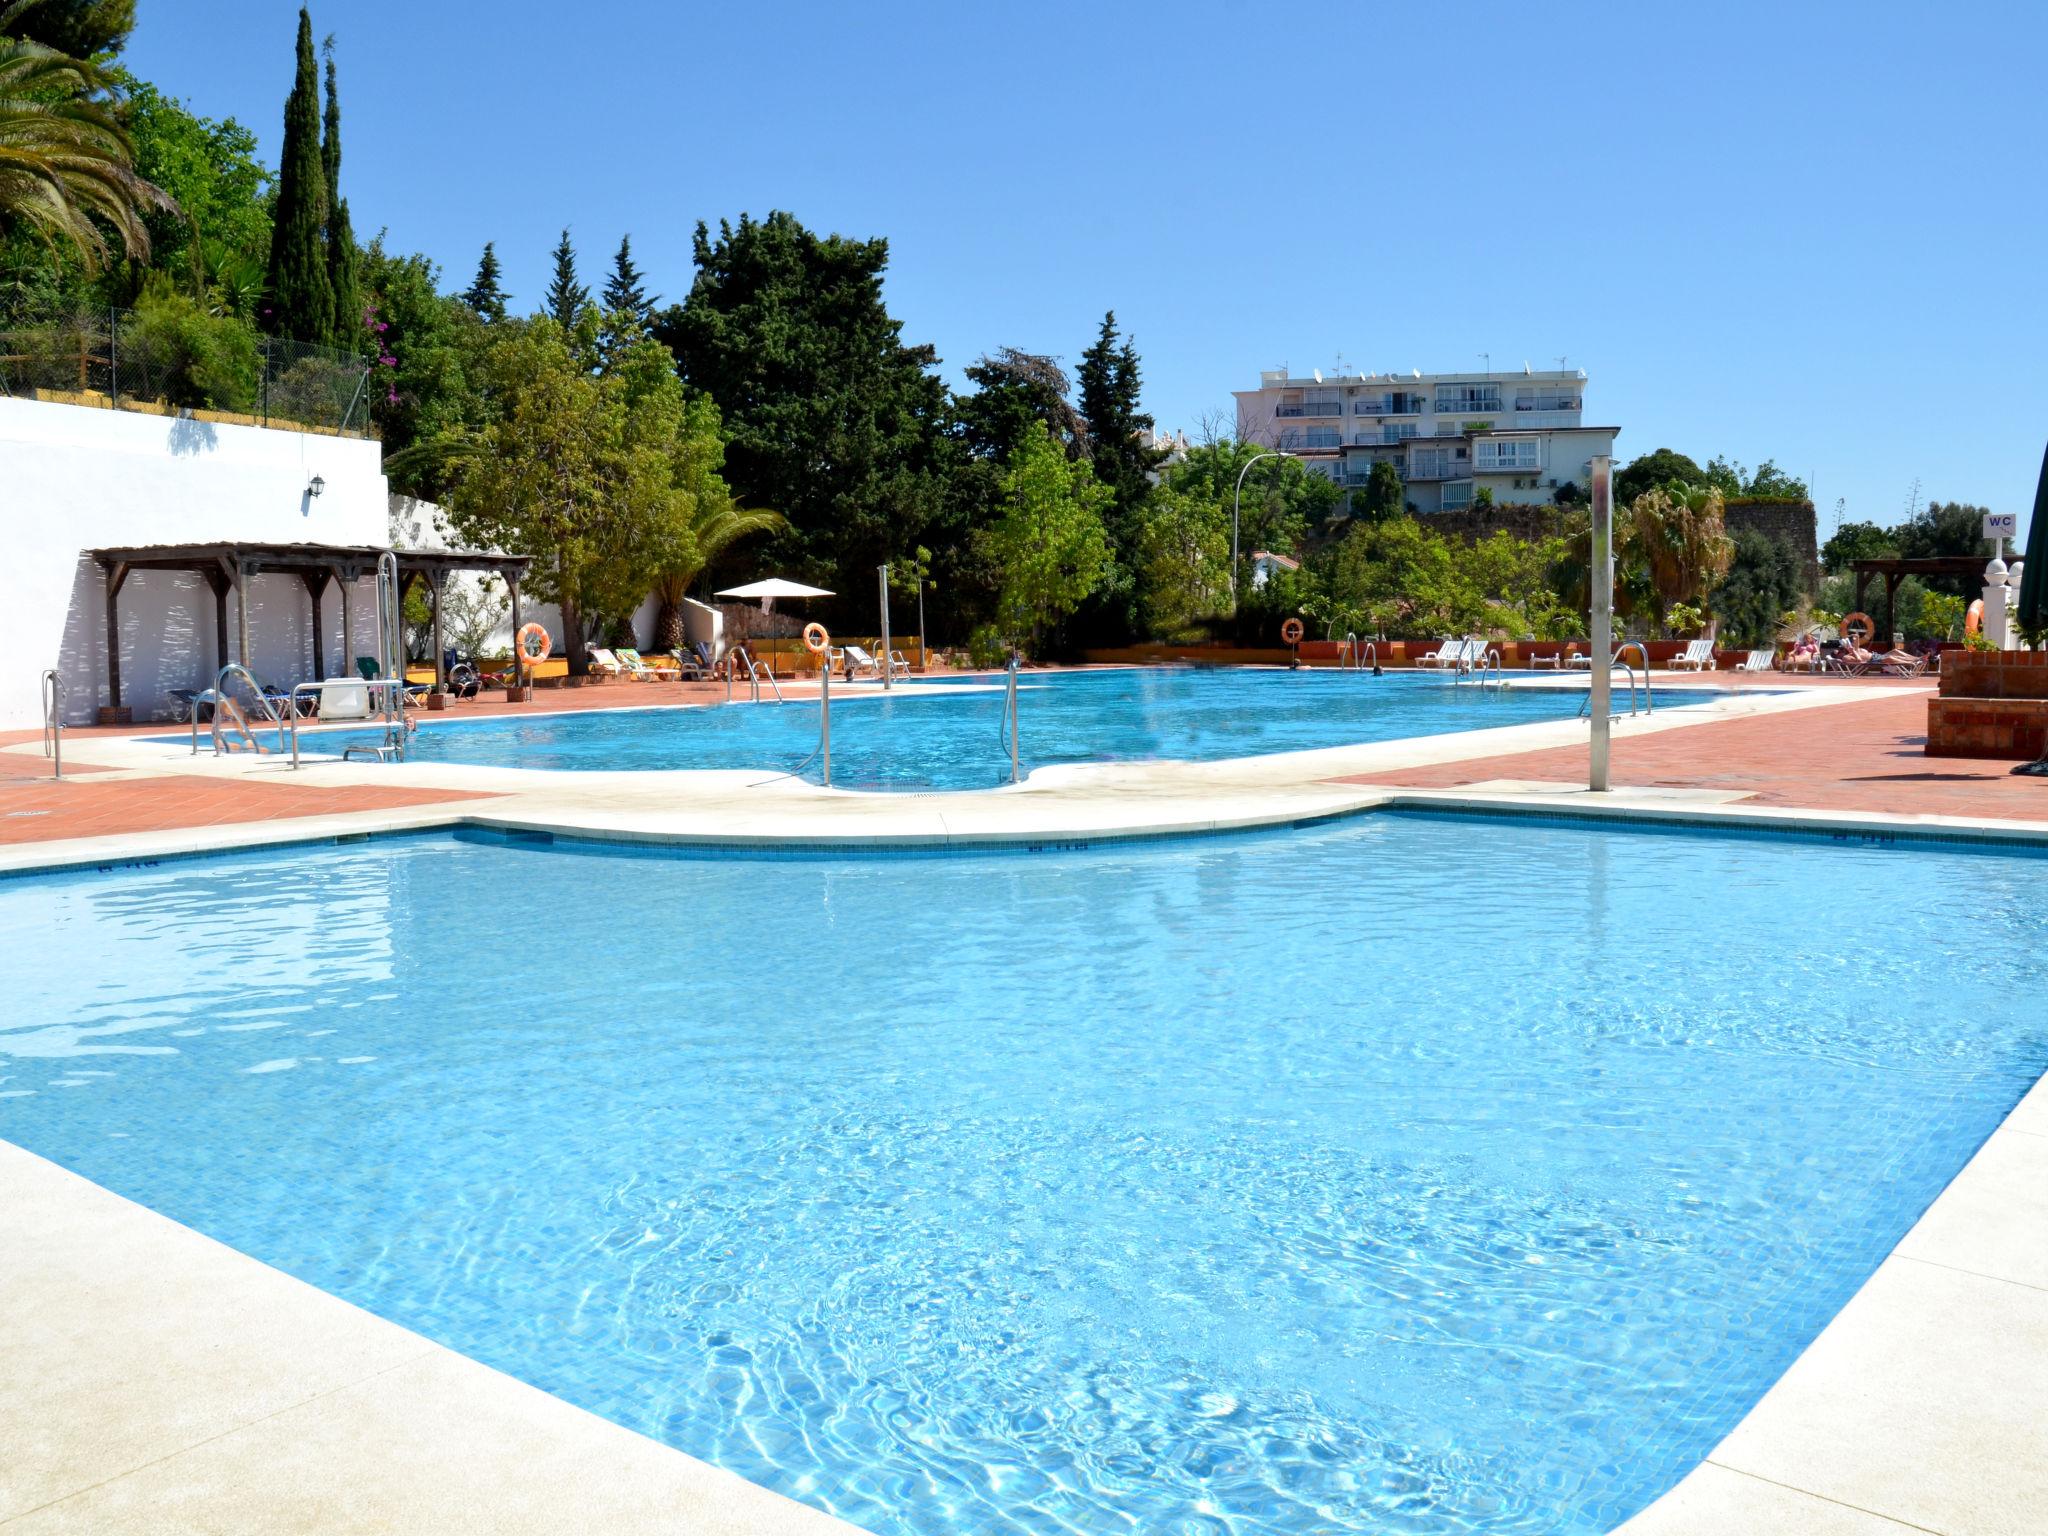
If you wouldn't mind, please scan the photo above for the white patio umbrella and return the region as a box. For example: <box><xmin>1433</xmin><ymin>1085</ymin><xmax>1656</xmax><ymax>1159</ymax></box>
<box><xmin>713</xmin><ymin>577</ymin><xmax>836</xmax><ymax>677</ymax></box>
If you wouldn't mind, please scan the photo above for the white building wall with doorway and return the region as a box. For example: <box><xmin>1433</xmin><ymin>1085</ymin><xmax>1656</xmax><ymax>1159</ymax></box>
<box><xmin>2</xmin><ymin>397</ymin><xmax>387</xmax><ymax>727</ymax></box>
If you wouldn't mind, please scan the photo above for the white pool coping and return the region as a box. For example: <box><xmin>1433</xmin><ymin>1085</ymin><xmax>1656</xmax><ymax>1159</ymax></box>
<box><xmin>6</xmin><ymin>676</ymin><xmax>2045</xmax><ymax>1534</ymax></box>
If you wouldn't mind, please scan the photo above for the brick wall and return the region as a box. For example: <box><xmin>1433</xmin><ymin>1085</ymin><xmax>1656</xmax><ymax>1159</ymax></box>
<box><xmin>1938</xmin><ymin>651</ymin><xmax>2048</xmax><ymax>700</ymax></box>
<box><xmin>1926</xmin><ymin>698</ymin><xmax>2048</xmax><ymax>758</ymax></box>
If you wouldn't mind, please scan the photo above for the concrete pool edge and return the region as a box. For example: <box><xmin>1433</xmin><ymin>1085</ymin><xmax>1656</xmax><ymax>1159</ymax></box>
<box><xmin>0</xmin><ymin>1140</ymin><xmax>865</xmax><ymax>1535</ymax></box>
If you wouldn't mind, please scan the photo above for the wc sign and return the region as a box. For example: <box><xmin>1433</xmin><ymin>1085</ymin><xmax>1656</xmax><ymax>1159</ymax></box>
<box><xmin>1984</xmin><ymin>512</ymin><xmax>2018</xmax><ymax>542</ymax></box>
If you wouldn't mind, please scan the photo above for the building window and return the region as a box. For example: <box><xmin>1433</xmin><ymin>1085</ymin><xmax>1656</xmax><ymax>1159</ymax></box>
<box><xmin>1305</xmin><ymin>426</ymin><xmax>1340</xmax><ymax>448</ymax></box>
<box><xmin>1475</xmin><ymin>438</ymin><xmax>1541</xmax><ymax>472</ymax></box>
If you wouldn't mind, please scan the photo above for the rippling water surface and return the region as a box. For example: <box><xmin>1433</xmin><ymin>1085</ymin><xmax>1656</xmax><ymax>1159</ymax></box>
<box><xmin>3</xmin><ymin>815</ymin><xmax>2044</xmax><ymax>1534</ymax></box>
<box><xmin>305</xmin><ymin>668</ymin><xmax>1630</xmax><ymax>788</ymax></box>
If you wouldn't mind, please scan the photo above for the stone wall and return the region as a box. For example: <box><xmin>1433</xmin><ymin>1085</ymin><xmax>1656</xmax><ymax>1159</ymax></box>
<box><xmin>1410</xmin><ymin>497</ymin><xmax>1820</xmax><ymax>590</ymax></box>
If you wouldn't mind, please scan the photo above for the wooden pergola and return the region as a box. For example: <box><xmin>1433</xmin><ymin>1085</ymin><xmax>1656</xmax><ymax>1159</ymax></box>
<box><xmin>90</xmin><ymin>541</ymin><xmax>533</xmax><ymax>716</ymax></box>
<box><xmin>1849</xmin><ymin>556</ymin><xmax>1988</xmax><ymax>640</ymax></box>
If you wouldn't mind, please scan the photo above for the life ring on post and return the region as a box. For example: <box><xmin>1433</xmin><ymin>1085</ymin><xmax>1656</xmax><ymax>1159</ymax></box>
<box><xmin>1840</xmin><ymin>611</ymin><xmax>1875</xmax><ymax>644</ymax></box>
<box><xmin>515</xmin><ymin>623</ymin><xmax>552</xmax><ymax>665</ymax></box>
<box><xmin>1280</xmin><ymin>617</ymin><xmax>1305</xmax><ymax>645</ymax></box>
<box><xmin>802</xmin><ymin>622</ymin><xmax>831</xmax><ymax>654</ymax></box>
<box><xmin>1965</xmin><ymin>600</ymin><xmax>1984</xmax><ymax>638</ymax></box>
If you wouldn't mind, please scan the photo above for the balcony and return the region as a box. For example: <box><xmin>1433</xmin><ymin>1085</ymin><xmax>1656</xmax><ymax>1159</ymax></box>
<box><xmin>1434</xmin><ymin>395</ymin><xmax>1502</xmax><ymax>415</ymax></box>
<box><xmin>1503</xmin><ymin>409</ymin><xmax>1580</xmax><ymax>429</ymax></box>
<box><xmin>1353</xmin><ymin>399</ymin><xmax>1391</xmax><ymax>415</ymax></box>
<box><xmin>1515</xmin><ymin>395</ymin><xmax>1581</xmax><ymax>412</ymax></box>
<box><xmin>1406</xmin><ymin>454</ymin><xmax>1469</xmax><ymax>481</ymax></box>
<box><xmin>1275</xmin><ymin>401</ymin><xmax>1344</xmax><ymax>418</ymax></box>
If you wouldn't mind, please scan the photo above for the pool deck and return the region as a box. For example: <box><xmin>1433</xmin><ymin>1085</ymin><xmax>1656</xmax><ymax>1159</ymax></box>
<box><xmin>3</xmin><ymin>669</ymin><xmax>2045</xmax><ymax>1534</ymax></box>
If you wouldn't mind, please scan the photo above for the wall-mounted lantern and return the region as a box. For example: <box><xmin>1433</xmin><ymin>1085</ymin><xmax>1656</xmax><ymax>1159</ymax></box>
<box><xmin>308</xmin><ymin>474</ymin><xmax>326</xmax><ymax>499</ymax></box>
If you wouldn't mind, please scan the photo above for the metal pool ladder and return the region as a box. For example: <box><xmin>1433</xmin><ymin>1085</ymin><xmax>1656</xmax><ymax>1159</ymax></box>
<box><xmin>40</xmin><ymin>667</ymin><xmax>61</xmax><ymax>779</ymax></box>
<box><xmin>1577</xmin><ymin>642</ymin><xmax>1654</xmax><ymax>719</ymax></box>
<box><xmin>194</xmin><ymin>663</ymin><xmax>289</xmax><ymax>754</ymax></box>
<box><xmin>724</xmin><ymin>645</ymin><xmax>784</xmax><ymax>704</ymax></box>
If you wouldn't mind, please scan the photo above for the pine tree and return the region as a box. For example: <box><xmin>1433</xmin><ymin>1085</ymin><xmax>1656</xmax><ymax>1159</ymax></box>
<box><xmin>544</xmin><ymin>228</ymin><xmax>589</xmax><ymax>330</ymax></box>
<box><xmin>263</xmin><ymin>8</ymin><xmax>333</xmax><ymax>343</ymax></box>
<box><xmin>602</xmin><ymin>234</ymin><xmax>653</xmax><ymax>326</ymax></box>
<box><xmin>464</xmin><ymin>242</ymin><xmax>508</xmax><ymax>324</ymax></box>
<box><xmin>321</xmin><ymin>42</ymin><xmax>359</xmax><ymax>348</ymax></box>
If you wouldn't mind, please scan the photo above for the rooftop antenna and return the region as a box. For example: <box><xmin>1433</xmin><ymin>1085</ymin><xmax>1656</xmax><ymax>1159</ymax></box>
<box><xmin>1557</xmin><ymin>356</ymin><xmax>1569</xmax><ymax>374</ymax></box>
<box><xmin>1479</xmin><ymin>352</ymin><xmax>1491</xmax><ymax>377</ymax></box>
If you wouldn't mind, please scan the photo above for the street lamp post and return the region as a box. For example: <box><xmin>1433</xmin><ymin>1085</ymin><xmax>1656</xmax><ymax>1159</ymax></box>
<box><xmin>1231</xmin><ymin>451</ymin><xmax>1282</xmax><ymax>604</ymax></box>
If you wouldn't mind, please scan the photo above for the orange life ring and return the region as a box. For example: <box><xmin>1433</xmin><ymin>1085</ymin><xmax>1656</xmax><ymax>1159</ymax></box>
<box><xmin>515</xmin><ymin>623</ymin><xmax>552</xmax><ymax>664</ymax></box>
<box><xmin>1280</xmin><ymin>617</ymin><xmax>1305</xmax><ymax>644</ymax></box>
<box><xmin>1840</xmin><ymin>611</ymin><xmax>1875</xmax><ymax>644</ymax></box>
<box><xmin>1965</xmin><ymin>599</ymin><xmax>1984</xmax><ymax>637</ymax></box>
<box><xmin>802</xmin><ymin>622</ymin><xmax>831</xmax><ymax>654</ymax></box>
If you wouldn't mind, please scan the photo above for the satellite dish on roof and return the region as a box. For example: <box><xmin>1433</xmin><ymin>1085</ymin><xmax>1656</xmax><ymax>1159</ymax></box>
<box><xmin>1524</xmin><ymin>361</ymin><xmax>1532</xmax><ymax>374</ymax></box>
<box><xmin>1412</xmin><ymin>368</ymin><xmax>1421</xmax><ymax>379</ymax></box>
<box><xmin>1312</xmin><ymin>368</ymin><xmax>1322</xmax><ymax>383</ymax></box>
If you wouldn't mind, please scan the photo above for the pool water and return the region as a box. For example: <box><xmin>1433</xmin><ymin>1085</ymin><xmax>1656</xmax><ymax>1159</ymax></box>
<box><xmin>308</xmin><ymin>669</ymin><xmax>1622</xmax><ymax>788</ymax></box>
<box><xmin>3</xmin><ymin>815</ymin><xmax>2043</xmax><ymax>1535</ymax></box>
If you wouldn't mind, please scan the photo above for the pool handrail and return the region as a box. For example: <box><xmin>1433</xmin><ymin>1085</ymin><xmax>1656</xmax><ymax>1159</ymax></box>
<box><xmin>819</xmin><ymin>661</ymin><xmax>831</xmax><ymax>785</ymax></box>
<box><xmin>1576</xmin><ymin>643</ymin><xmax>1653</xmax><ymax>719</ymax></box>
<box><xmin>1006</xmin><ymin>656</ymin><xmax>1020</xmax><ymax>784</ymax></box>
<box><xmin>40</xmin><ymin>667</ymin><xmax>61</xmax><ymax>779</ymax></box>
<box><xmin>285</xmin><ymin>678</ymin><xmax>413</xmax><ymax>768</ymax></box>
<box><xmin>207</xmin><ymin>663</ymin><xmax>289</xmax><ymax>755</ymax></box>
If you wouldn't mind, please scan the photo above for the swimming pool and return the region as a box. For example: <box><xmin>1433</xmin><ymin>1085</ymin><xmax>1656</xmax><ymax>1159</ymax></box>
<box><xmin>303</xmin><ymin>669</ymin><xmax>1629</xmax><ymax>789</ymax></box>
<box><xmin>4</xmin><ymin>814</ymin><xmax>2041</xmax><ymax>1534</ymax></box>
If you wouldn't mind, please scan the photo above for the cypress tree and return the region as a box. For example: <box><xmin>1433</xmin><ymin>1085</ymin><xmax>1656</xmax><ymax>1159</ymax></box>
<box><xmin>464</xmin><ymin>243</ymin><xmax>508</xmax><ymax>324</ymax></box>
<box><xmin>321</xmin><ymin>43</ymin><xmax>360</xmax><ymax>348</ymax></box>
<box><xmin>544</xmin><ymin>228</ymin><xmax>589</xmax><ymax>330</ymax></box>
<box><xmin>264</xmin><ymin>8</ymin><xmax>333</xmax><ymax>343</ymax></box>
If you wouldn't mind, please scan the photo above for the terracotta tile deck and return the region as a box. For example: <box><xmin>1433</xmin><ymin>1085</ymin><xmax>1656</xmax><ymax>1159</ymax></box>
<box><xmin>1340</xmin><ymin>690</ymin><xmax>2048</xmax><ymax>823</ymax></box>
<box><xmin>0</xmin><ymin>780</ymin><xmax>489</xmax><ymax>845</ymax></box>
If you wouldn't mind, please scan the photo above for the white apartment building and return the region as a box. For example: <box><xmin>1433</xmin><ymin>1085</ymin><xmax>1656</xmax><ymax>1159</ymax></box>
<box><xmin>1233</xmin><ymin>367</ymin><xmax>1619</xmax><ymax>514</ymax></box>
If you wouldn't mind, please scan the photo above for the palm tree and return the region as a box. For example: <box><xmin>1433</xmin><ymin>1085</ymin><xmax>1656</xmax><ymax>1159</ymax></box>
<box><xmin>0</xmin><ymin>2</ymin><xmax>172</xmax><ymax>272</ymax></box>
<box><xmin>1629</xmin><ymin>483</ymin><xmax>1734</xmax><ymax>629</ymax></box>
<box><xmin>651</xmin><ymin>498</ymin><xmax>784</xmax><ymax>651</ymax></box>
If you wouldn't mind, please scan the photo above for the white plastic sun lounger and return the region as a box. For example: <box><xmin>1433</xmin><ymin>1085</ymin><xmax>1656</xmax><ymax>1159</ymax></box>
<box><xmin>1734</xmin><ymin>648</ymin><xmax>1775</xmax><ymax>673</ymax></box>
<box><xmin>1669</xmin><ymin>639</ymin><xmax>1717</xmax><ymax>671</ymax></box>
<box><xmin>1414</xmin><ymin>639</ymin><xmax>1463</xmax><ymax>668</ymax></box>
<box><xmin>840</xmin><ymin>645</ymin><xmax>884</xmax><ymax>679</ymax></box>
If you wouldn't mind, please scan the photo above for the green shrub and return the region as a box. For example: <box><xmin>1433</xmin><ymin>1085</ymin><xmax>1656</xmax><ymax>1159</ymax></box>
<box><xmin>123</xmin><ymin>286</ymin><xmax>260</xmax><ymax>411</ymax></box>
<box><xmin>966</xmin><ymin>623</ymin><xmax>1007</xmax><ymax>669</ymax></box>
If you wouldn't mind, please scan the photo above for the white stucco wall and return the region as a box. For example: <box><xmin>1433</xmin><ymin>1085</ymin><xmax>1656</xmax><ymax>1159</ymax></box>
<box><xmin>3</xmin><ymin>397</ymin><xmax>388</xmax><ymax>727</ymax></box>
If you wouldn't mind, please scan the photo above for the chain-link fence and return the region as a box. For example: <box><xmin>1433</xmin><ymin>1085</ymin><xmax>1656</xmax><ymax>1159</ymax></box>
<box><xmin>0</xmin><ymin>306</ymin><xmax>374</xmax><ymax>437</ymax></box>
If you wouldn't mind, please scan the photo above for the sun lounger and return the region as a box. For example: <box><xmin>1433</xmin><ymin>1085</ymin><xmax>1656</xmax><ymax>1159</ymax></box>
<box><xmin>586</xmin><ymin>647</ymin><xmax>626</xmax><ymax>677</ymax></box>
<box><xmin>1734</xmin><ymin>648</ymin><xmax>1775</xmax><ymax>672</ymax></box>
<box><xmin>1413</xmin><ymin>639</ymin><xmax>1463</xmax><ymax>668</ymax></box>
<box><xmin>1530</xmin><ymin>647</ymin><xmax>1574</xmax><ymax>669</ymax></box>
<box><xmin>614</xmin><ymin>647</ymin><xmax>679</xmax><ymax>681</ymax></box>
<box><xmin>1669</xmin><ymin>639</ymin><xmax>1717</xmax><ymax>671</ymax></box>
<box><xmin>841</xmin><ymin>645</ymin><xmax>885</xmax><ymax>680</ymax></box>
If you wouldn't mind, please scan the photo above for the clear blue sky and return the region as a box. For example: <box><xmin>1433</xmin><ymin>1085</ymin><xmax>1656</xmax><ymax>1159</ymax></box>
<box><xmin>130</xmin><ymin>0</ymin><xmax>2045</xmax><ymax>541</ymax></box>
